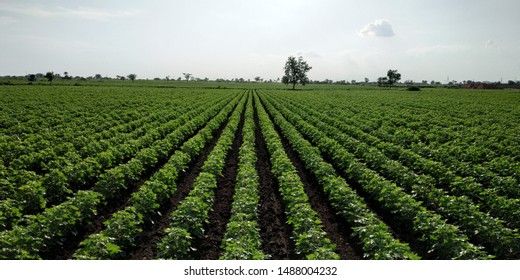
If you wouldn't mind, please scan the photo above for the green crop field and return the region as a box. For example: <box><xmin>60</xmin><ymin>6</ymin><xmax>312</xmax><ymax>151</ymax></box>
<box><xmin>0</xmin><ymin>83</ymin><xmax>519</xmax><ymax>260</ymax></box>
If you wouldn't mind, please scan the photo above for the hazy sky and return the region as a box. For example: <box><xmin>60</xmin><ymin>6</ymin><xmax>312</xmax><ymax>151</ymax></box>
<box><xmin>1</xmin><ymin>0</ymin><xmax>519</xmax><ymax>82</ymax></box>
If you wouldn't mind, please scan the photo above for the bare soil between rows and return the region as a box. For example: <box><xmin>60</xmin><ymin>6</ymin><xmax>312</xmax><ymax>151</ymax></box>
<box><xmin>127</xmin><ymin>99</ymin><xmax>242</xmax><ymax>259</ymax></box>
<box><xmin>40</xmin><ymin>91</ymin><xmax>426</xmax><ymax>260</ymax></box>
<box><xmin>253</xmin><ymin>97</ymin><xmax>296</xmax><ymax>260</ymax></box>
<box><xmin>191</xmin><ymin>98</ymin><xmax>246</xmax><ymax>260</ymax></box>
<box><xmin>257</xmin><ymin>94</ymin><xmax>361</xmax><ymax>260</ymax></box>
<box><xmin>44</xmin><ymin>99</ymin><xmax>237</xmax><ymax>260</ymax></box>
<box><xmin>259</xmin><ymin>94</ymin><xmax>429</xmax><ymax>259</ymax></box>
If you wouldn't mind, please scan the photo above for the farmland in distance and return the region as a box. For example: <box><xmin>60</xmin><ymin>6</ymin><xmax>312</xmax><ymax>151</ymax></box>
<box><xmin>0</xmin><ymin>83</ymin><xmax>519</xmax><ymax>260</ymax></box>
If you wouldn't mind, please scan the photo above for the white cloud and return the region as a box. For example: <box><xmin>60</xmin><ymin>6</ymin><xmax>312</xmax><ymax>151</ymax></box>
<box><xmin>0</xmin><ymin>3</ymin><xmax>140</xmax><ymax>21</ymax></box>
<box><xmin>359</xmin><ymin>19</ymin><xmax>395</xmax><ymax>37</ymax></box>
<box><xmin>485</xmin><ymin>39</ymin><xmax>498</xmax><ymax>48</ymax></box>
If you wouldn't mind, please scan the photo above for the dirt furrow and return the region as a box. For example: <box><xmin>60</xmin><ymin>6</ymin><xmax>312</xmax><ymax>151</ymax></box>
<box><xmin>127</xmin><ymin>103</ymin><xmax>238</xmax><ymax>260</ymax></box>
<box><xmin>258</xmin><ymin>93</ymin><xmax>429</xmax><ymax>259</ymax></box>
<box><xmin>253</xmin><ymin>95</ymin><xmax>296</xmax><ymax>260</ymax></box>
<box><xmin>192</xmin><ymin>97</ymin><xmax>247</xmax><ymax>260</ymax></box>
<box><xmin>259</xmin><ymin>100</ymin><xmax>361</xmax><ymax>260</ymax></box>
<box><xmin>49</xmin><ymin>99</ymin><xmax>237</xmax><ymax>260</ymax></box>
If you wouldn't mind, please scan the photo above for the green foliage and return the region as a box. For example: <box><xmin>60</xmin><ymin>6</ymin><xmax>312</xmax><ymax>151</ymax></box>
<box><xmin>156</xmin><ymin>227</ymin><xmax>193</xmax><ymax>259</ymax></box>
<box><xmin>282</xmin><ymin>56</ymin><xmax>312</xmax><ymax>90</ymax></box>
<box><xmin>259</xmin><ymin>91</ymin><xmax>419</xmax><ymax>260</ymax></box>
<box><xmin>255</xmin><ymin>93</ymin><xmax>340</xmax><ymax>259</ymax></box>
<box><xmin>261</xmin><ymin>88</ymin><xmax>520</xmax><ymax>259</ymax></box>
<box><xmin>73</xmin><ymin>92</ymin><xmax>245</xmax><ymax>259</ymax></box>
<box><xmin>74</xmin><ymin>234</ymin><xmax>122</xmax><ymax>260</ymax></box>
<box><xmin>100</xmin><ymin>207</ymin><xmax>143</xmax><ymax>248</ymax></box>
<box><xmin>387</xmin><ymin>69</ymin><xmax>401</xmax><ymax>86</ymax></box>
<box><xmin>156</xmin><ymin>94</ymin><xmax>247</xmax><ymax>259</ymax></box>
<box><xmin>1</xmin><ymin>83</ymin><xmax>518</xmax><ymax>260</ymax></box>
<box><xmin>0</xmin><ymin>199</ymin><xmax>22</xmax><ymax>231</ymax></box>
<box><xmin>220</xmin><ymin>95</ymin><xmax>267</xmax><ymax>260</ymax></box>
<box><xmin>0</xmin><ymin>190</ymin><xmax>102</xmax><ymax>259</ymax></box>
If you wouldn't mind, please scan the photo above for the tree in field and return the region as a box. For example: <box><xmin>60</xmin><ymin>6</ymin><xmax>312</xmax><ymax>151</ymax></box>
<box><xmin>183</xmin><ymin>73</ymin><xmax>192</xmax><ymax>81</ymax></box>
<box><xmin>127</xmin><ymin>74</ymin><xmax>137</xmax><ymax>81</ymax></box>
<box><xmin>377</xmin><ymin>77</ymin><xmax>388</xmax><ymax>87</ymax></box>
<box><xmin>94</xmin><ymin>74</ymin><xmax>102</xmax><ymax>80</ymax></box>
<box><xmin>45</xmin><ymin>71</ymin><xmax>55</xmax><ymax>85</ymax></box>
<box><xmin>63</xmin><ymin>71</ymin><xmax>72</xmax><ymax>80</ymax></box>
<box><xmin>387</xmin><ymin>69</ymin><xmax>401</xmax><ymax>86</ymax></box>
<box><xmin>282</xmin><ymin>56</ymin><xmax>312</xmax><ymax>90</ymax></box>
<box><xmin>27</xmin><ymin>74</ymin><xmax>37</xmax><ymax>82</ymax></box>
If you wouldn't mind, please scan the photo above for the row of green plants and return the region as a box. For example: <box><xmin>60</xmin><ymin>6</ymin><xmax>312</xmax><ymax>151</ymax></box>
<box><xmin>0</xmin><ymin>93</ymin><xmax>234</xmax><ymax>231</ymax></box>
<box><xmin>7</xmin><ymin>105</ymin><xmax>179</xmax><ymax>173</ymax></box>
<box><xmin>73</xmin><ymin>92</ymin><xmax>246</xmax><ymax>259</ymax></box>
<box><xmin>1</xmin><ymin>93</ymin><xmax>218</xmax><ymax>201</ymax></box>
<box><xmin>274</xmin><ymin>93</ymin><xmax>520</xmax><ymax>228</ymax></box>
<box><xmin>154</xmin><ymin>94</ymin><xmax>247</xmax><ymax>259</ymax></box>
<box><xmin>254</xmin><ymin>93</ymin><xmax>340</xmax><ymax>260</ymax></box>
<box><xmin>366</xmin><ymin>120</ymin><xmax>520</xmax><ymax>194</ymax></box>
<box><xmin>6</xmin><ymin>104</ymin><xmax>173</xmax><ymax>171</ymax></box>
<box><xmin>0</xmin><ymin>93</ymin><xmax>242</xmax><ymax>259</ymax></box>
<box><xmin>220</xmin><ymin>92</ymin><xmax>267</xmax><ymax>260</ymax></box>
<box><xmin>92</xmin><ymin>91</ymin><xmax>242</xmax><ymax>202</ymax></box>
<box><xmin>377</xmin><ymin>125</ymin><xmax>520</xmax><ymax>200</ymax></box>
<box><xmin>1</xmin><ymin>108</ymin><xmax>147</xmax><ymax>200</ymax></box>
<box><xmin>0</xmin><ymin>88</ymin><xmax>214</xmax><ymax>197</ymax></box>
<box><xmin>0</xmin><ymin>88</ymin><xmax>192</xmax><ymax>166</ymax></box>
<box><xmin>347</xmin><ymin>91</ymin><xmax>517</xmax><ymax>162</ymax></box>
<box><xmin>266</xmin><ymin>92</ymin><xmax>519</xmax><ymax>259</ymax></box>
<box><xmin>0</xmin><ymin>190</ymin><xmax>102</xmax><ymax>259</ymax></box>
<box><xmin>261</xmin><ymin>93</ymin><xmax>490</xmax><ymax>260</ymax></box>
<box><xmin>257</xmin><ymin>91</ymin><xmax>419</xmax><ymax>260</ymax></box>
<box><xmin>280</xmin><ymin>90</ymin><xmax>519</xmax><ymax>192</ymax></box>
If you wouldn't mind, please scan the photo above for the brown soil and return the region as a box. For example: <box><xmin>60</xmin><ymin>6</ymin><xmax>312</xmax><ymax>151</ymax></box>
<box><xmin>263</xmin><ymin>95</ymin><xmax>428</xmax><ymax>259</ymax></box>
<box><xmin>257</xmin><ymin>96</ymin><xmax>361</xmax><ymax>260</ymax></box>
<box><xmin>192</xmin><ymin>98</ymin><xmax>246</xmax><ymax>260</ymax></box>
<box><xmin>44</xmin><ymin>159</ymin><xmax>169</xmax><ymax>260</ymax></box>
<box><xmin>38</xmin><ymin>92</ymin><xmax>428</xmax><ymax>260</ymax></box>
<box><xmin>253</xmin><ymin>97</ymin><xmax>296</xmax><ymax>260</ymax></box>
<box><xmin>127</xmin><ymin>101</ymin><xmax>239</xmax><ymax>260</ymax></box>
<box><xmin>324</xmin><ymin>156</ymin><xmax>430</xmax><ymax>259</ymax></box>
<box><xmin>45</xmin><ymin>101</ymin><xmax>236</xmax><ymax>260</ymax></box>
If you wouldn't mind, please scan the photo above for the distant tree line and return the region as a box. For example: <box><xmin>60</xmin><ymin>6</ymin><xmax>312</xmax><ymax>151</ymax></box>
<box><xmin>5</xmin><ymin>63</ymin><xmax>519</xmax><ymax>88</ymax></box>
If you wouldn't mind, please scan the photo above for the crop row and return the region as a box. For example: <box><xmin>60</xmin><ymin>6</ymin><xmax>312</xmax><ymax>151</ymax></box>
<box><xmin>256</xmin><ymin>91</ymin><xmax>419</xmax><ymax>259</ymax></box>
<box><xmin>254</xmin><ymin>92</ymin><xmax>339</xmax><ymax>260</ymax></box>
<box><xmin>73</xmin><ymin>91</ymin><xmax>246</xmax><ymax>259</ymax></box>
<box><xmin>220</xmin><ymin>92</ymin><xmax>266</xmax><ymax>260</ymax></box>
<box><xmin>280</xmin><ymin>91</ymin><xmax>519</xmax><ymax>190</ymax></box>
<box><xmin>0</xmin><ymin>93</ymin><xmax>234</xmax><ymax>231</ymax></box>
<box><xmin>0</xmin><ymin>93</ymin><xmax>220</xmax><ymax>200</ymax></box>
<box><xmin>264</xmin><ymin>92</ymin><xmax>519</xmax><ymax>259</ymax></box>
<box><xmin>272</xmin><ymin>93</ymin><xmax>520</xmax><ymax>228</ymax></box>
<box><xmin>6</xmin><ymin>94</ymin><xmax>212</xmax><ymax>173</ymax></box>
<box><xmin>0</xmin><ymin>88</ymin><xmax>199</xmax><ymax>165</ymax></box>
<box><xmin>154</xmin><ymin>92</ymin><xmax>247</xmax><ymax>259</ymax></box>
<box><xmin>0</xmin><ymin>92</ymin><xmax>242</xmax><ymax>259</ymax></box>
<box><xmin>260</xmin><ymin>91</ymin><xmax>490</xmax><ymax>259</ymax></box>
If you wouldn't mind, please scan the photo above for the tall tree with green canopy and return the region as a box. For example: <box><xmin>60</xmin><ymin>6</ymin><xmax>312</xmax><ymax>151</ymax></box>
<box><xmin>387</xmin><ymin>69</ymin><xmax>401</xmax><ymax>87</ymax></box>
<box><xmin>282</xmin><ymin>56</ymin><xmax>312</xmax><ymax>90</ymax></box>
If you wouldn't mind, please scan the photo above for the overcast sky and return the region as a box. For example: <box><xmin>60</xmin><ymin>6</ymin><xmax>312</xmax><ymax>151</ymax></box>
<box><xmin>1</xmin><ymin>0</ymin><xmax>519</xmax><ymax>82</ymax></box>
